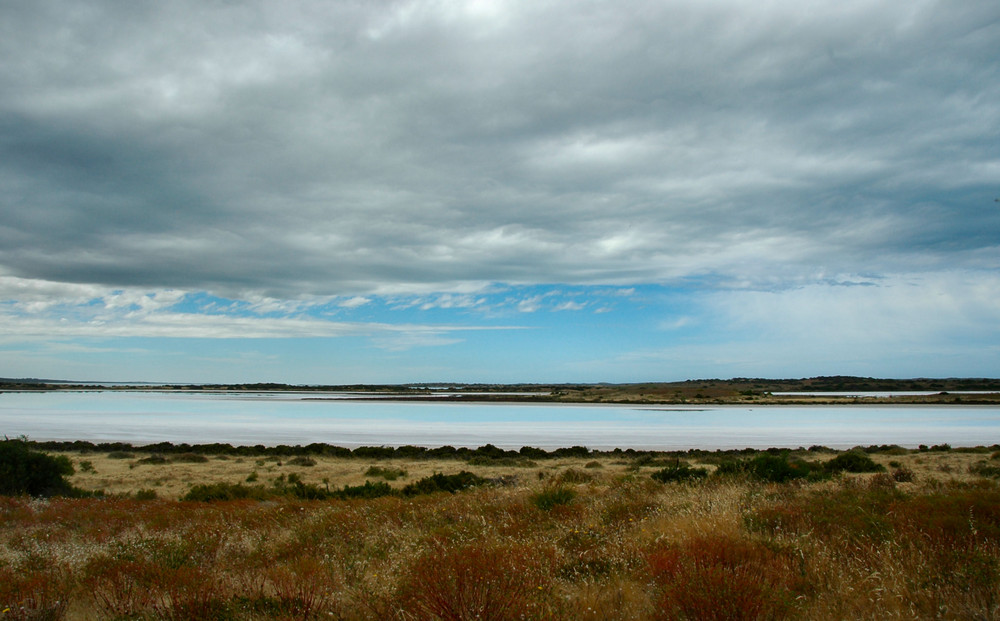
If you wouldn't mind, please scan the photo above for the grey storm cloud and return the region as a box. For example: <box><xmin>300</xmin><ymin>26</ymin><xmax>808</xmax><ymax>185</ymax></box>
<box><xmin>1</xmin><ymin>0</ymin><xmax>998</xmax><ymax>298</ymax></box>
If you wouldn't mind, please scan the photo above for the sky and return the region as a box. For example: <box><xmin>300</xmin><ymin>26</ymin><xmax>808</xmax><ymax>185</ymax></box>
<box><xmin>1</xmin><ymin>0</ymin><xmax>998</xmax><ymax>384</ymax></box>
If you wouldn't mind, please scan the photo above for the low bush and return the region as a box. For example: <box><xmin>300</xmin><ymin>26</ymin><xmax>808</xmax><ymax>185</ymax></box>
<box><xmin>892</xmin><ymin>467</ymin><xmax>916</xmax><ymax>483</ymax></box>
<box><xmin>365</xmin><ymin>465</ymin><xmax>408</xmax><ymax>480</ymax></box>
<box><xmin>0</xmin><ymin>438</ymin><xmax>75</xmax><ymax>497</ymax></box>
<box><xmin>531</xmin><ymin>485</ymin><xmax>576</xmax><ymax>511</ymax></box>
<box><xmin>0</xmin><ymin>564</ymin><xmax>69</xmax><ymax>621</ymax></box>
<box><xmin>396</xmin><ymin>541</ymin><xmax>554</xmax><ymax>620</ymax></box>
<box><xmin>651</xmin><ymin>462</ymin><xmax>708</xmax><ymax>484</ymax></box>
<box><xmin>182</xmin><ymin>482</ymin><xmax>270</xmax><ymax>502</ymax></box>
<box><xmin>134</xmin><ymin>489</ymin><xmax>158</xmax><ymax>500</ymax></box>
<box><xmin>285</xmin><ymin>456</ymin><xmax>317</xmax><ymax>467</ymax></box>
<box><xmin>274</xmin><ymin>473</ymin><xmax>331</xmax><ymax>500</ymax></box>
<box><xmin>823</xmin><ymin>451</ymin><xmax>885</xmax><ymax>474</ymax></box>
<box><xmin>171</xmin><ymin>452</ymin><xmax>209</xmax><ymax>463</ymax></box>
<box><xmin>401</xmin><ymin>471</ymin><xmax>486</xmax><ymax>496</ymax></box>
<box><xmin>334</xmin><ymin>480</ymin><xmax>394</xmax><ymax>500</ymax></box>
<box><xmin>647</xmin><ymin>536</ymin><xmax>808</xmax><ymax>620</ymax></box>
<box><xmin>716</xmin><ymin>453</ymin><xmax>824</xmax><ymax>483</ymax></box>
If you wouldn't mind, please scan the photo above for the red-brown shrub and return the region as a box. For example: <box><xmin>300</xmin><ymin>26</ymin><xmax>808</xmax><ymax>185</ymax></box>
<box><xmin>0</xmin><ymin>565</ymin><xmax>68</xmax><ymax>621</ymax></box>
<box><xmin>266</xmin><ymin>556</ymin><xmax>338</xmax><ymax>620</ymax></box>
<box><xmin>83</xmin><ymin>556</ymin><xmax>164</xmax><ymax>618</ymax></box>
<box><xmin>396</xmin><ymin>539</ymin><xmax>554</xmax><ymax>620</ymax></box>
<box><xmin>647</xmin><ymin>536</ymin><xmax>805</xmax><ymax>621</ymax></box>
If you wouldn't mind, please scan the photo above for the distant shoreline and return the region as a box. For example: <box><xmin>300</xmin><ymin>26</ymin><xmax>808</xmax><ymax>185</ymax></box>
<box><xmin>4</xmin><ymin>384</ymin><xmax>999</xmax><ymax>407</ymax></box>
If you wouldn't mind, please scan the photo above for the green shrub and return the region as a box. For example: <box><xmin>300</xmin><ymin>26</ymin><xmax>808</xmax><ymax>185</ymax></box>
<box><xmin>134</xmin><ymin>488</ymin><xmax>158</xmax><ymax>500</ymax></box>
<box><xmin>272</xmin><ymin>473</ymin><xmax>331</xmax><ymax>499</ymax></box>
<box><xmin>716</xmin><ymin>453</ymin><xmax>824</xmax><ymax>483</ymax></box>
<box><xmin>182</xmin><ymin>482</ymin><xmax>270</xmax><ymax>502</ymax></box>
<box><xmin>107</xmin><ymin>451</ymin><xmax>135</xmax><ymax>459</ymax></box>
<box><xmin>285</xmin><ymin>456</ymin><xmax>317</xmax><ymax>467</ymax></box>
<box><xmin>531</xmin><ymin>485</ymin><xmax>576</xmax><ymax>511</ymax></box>
<box><xmin>401</xmin><ymin>471</ymin><xmax>486</xmax><ymax>496</ymax></box>
<box><xmin>335</xmin><ymin>480</ymin><xmax>394</xmax><ymax>500</ymax></box>
<box><xmin>0</xmin><ymin>438</ymin><xmax>75</xmax><ymax>497</ymax></box>
<box><xmin>365</xmin><ymin>465</ymin><xmax>408</xmax><ymax>480</ymax></box>
<box><xmin>651</xmin><ymin>462</ymin><xmax>708</xmax><ymax>483</ymax></box>
<box><xmin>824</xmin><ymin>452</ymin><xmax>885</xmax><ymax>474</ymax></box>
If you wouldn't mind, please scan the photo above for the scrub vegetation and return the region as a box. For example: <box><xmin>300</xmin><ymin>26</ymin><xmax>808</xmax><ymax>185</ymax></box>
<box><xmin>1</xmin><ymin>440</ymin><xmax>999</xmax><ymax>619</ymax></box>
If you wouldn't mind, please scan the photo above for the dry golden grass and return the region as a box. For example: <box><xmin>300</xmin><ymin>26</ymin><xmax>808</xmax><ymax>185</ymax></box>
<box><xmin>65</xmin><ymin>452</ymin><xmax>652</xmax><ymax>499</ymax></box>
<box><xmin>1</xmin><ymin>446</ymin><xmax>996</xmax><ymax>620</ymax></box>
<box><xmin>61</xmin><ymin>448</ymin><xmax>993</xmax><ymax>500</ymax></box>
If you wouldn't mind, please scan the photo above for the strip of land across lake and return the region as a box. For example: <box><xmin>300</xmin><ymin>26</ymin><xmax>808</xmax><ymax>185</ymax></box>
<box><xmin>4</xmin><ymin>376</ymin><xmax>1000</xmax><ymax>405</ymax></box>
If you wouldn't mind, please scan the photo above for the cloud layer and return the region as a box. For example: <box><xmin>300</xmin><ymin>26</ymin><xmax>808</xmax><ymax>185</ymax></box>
<box><xmin>1</xmin><ymin>0</ymin><xmax>997</xmax><ymax>381</ymax></box>
<box><xmin>3</xmin><ymin>0</ymin><xmax>997</xmax><ymax>299</ymax></box>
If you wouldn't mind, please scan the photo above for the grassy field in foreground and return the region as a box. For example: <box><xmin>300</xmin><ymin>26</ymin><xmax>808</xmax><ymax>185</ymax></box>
<box><xmin>2</xmin><ymin>446</ymin><xmax>1000</xmax><ymax>620</ymax></box>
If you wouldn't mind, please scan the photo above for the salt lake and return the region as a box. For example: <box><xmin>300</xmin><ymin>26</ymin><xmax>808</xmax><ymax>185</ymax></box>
<box><xmin>2</xmin><ymin>390</ymin><xmax>999</xmax><ymax>450</ymax></box>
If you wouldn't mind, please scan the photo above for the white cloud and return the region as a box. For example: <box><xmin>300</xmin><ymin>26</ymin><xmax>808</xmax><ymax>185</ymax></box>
<box><xmin>614</xmin><ymin>270</ymin><xmax>1000</xmax><ymax>378</ymax></box>
<box><xmin>339</xmin><ymin>296</ymin><xmax>371</xmax><ymax>309</ymax></box>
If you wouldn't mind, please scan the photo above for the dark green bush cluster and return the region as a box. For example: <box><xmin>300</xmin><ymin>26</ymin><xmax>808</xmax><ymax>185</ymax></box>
<box><xmin>705</xmin><ymin>450</ymin><xmax>885</xmax><ymax>484</ymax></box>
<box><xmin>171</xmin><ymin>452</ymin><xmax>209</xmax><ymax>463</ymax></box>
<box><xmin>401</xmin><ymin>471</ymin><xmax>486</xmax><ymax>496</ymax></box>
<box><xmin>823</xmin><ymin>451</ymin><xmax>885</xmax><ymax>474</ymax></box>
<box><xmin>0</xmin><ymin>438</ymin><xmax>76</xmax><ymax>497</ymax></box>
<box><xmin>661</xmin><ymin>450</ymin><xmax>884</xmax><ymax>486</ymax></box>
<box><xmin>651</xmin><ymin>462</ymin><xmax>709</xmax><ymax>483</ymax></box>
<box><xmin>714</xmin><ymin>453</ymin><xmax>824</xmax><ymax>483</ymax></box>
<box><xmin>364</xmin><ymin>465</ymin><xmax>407</xmax><ymax>480</ymax></box>
<box><xmin>182</xmin><ymin>471</ymin><xmax>487</xmax><ymax>502</ymax></box>
<box><xmin>182</xmin><ymin>482</ymin><xmax>272</xmax><ymax>502</ymax></box>
<box><xmin>335</xmin><ymin>480</ymin><xmax>394</xmax><ymax>499</ymax></box>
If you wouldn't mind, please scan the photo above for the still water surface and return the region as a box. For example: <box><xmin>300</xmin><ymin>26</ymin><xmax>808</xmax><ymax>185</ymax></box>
<box><xmin>2</xmin><ymin>390</ymin><xmax>998</xmax><ymax>450</ymax></box>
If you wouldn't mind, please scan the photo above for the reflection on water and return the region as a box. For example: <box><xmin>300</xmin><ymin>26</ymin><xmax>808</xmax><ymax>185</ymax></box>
<box><xmin>1</xmin><ymin>390</ymin><xmax>998</xmax><ymax>450</ymax></box>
